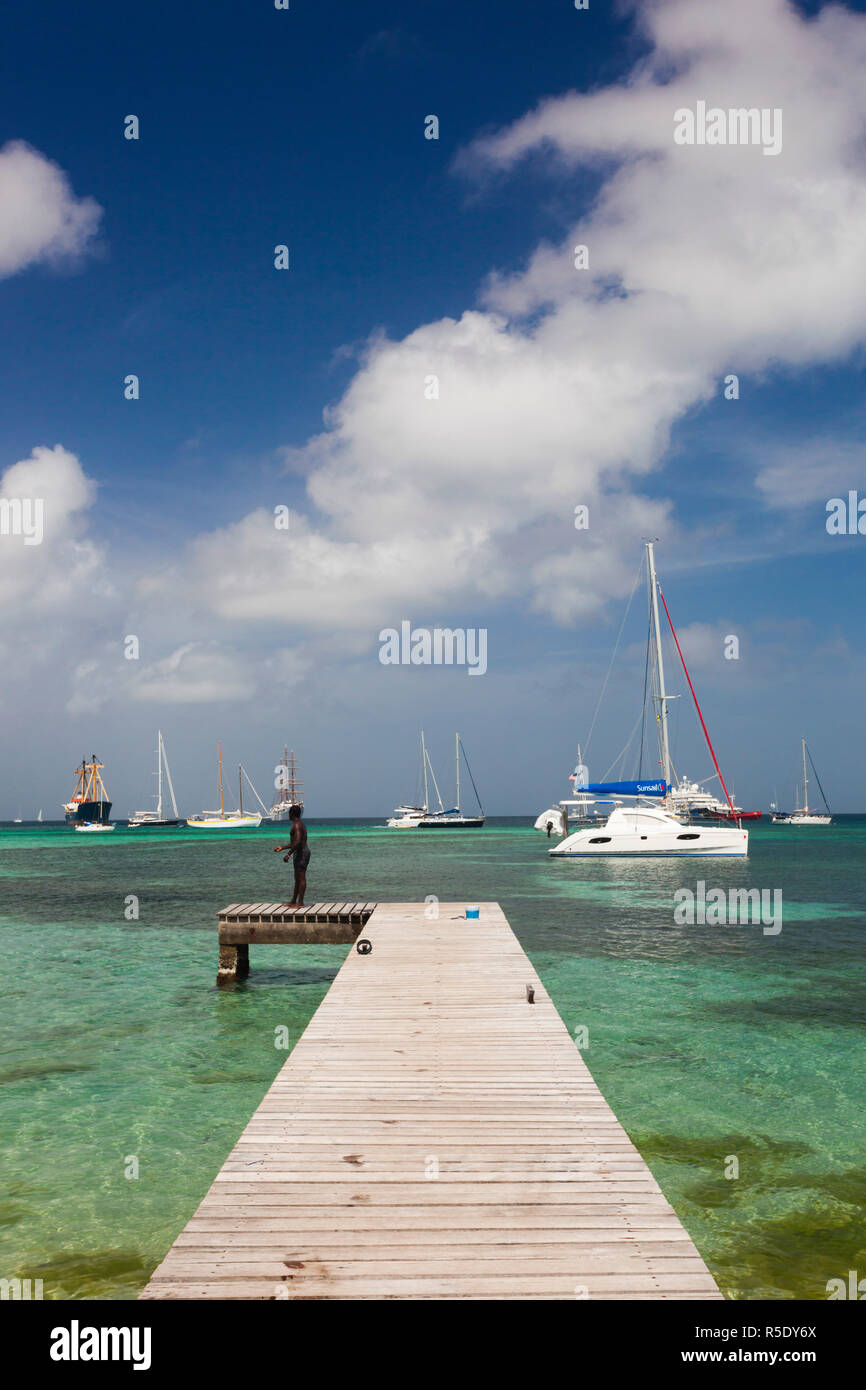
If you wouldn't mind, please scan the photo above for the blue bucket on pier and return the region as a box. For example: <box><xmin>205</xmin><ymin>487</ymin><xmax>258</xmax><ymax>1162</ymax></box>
<box><xmin>465</xmin><ymin>905</ymin><xmax>480</xmax><ymax>920</ymax></box>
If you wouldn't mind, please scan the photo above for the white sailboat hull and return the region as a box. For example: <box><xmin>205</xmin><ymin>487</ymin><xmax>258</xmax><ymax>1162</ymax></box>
<box><xmin>771</xmin><ymin>813</ymin><xmax>831</xmax><ymax>826</ymax></box>
<box><xmin>550</xmin><ymin>806</ymin><xmax>748</xmax><ymax>857</ymax></box>
<box><xmin>186</xmin><ymin>814</ymin><xmax>262</xmax><ymax>829</ymax></box>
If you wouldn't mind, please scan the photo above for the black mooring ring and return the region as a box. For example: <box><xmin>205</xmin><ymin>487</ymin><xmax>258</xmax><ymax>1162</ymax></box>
<box><xmin>356</xmin><ymin>938</ymin><xmax>373</xmax><ymax>955</ymax></box>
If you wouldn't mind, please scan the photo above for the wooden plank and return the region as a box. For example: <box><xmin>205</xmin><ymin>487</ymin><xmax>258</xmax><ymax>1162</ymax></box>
<box><xmin>145</xmin><ymin>902</ymin><xmax>721</xmax><ymax>1302</ymax></box>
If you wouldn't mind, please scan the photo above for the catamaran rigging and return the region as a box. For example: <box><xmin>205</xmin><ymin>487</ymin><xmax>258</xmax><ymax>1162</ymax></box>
<box><xmin>550</xmin><ymin>542</ymin><xmax>749</xmax><ymax>857</ymax></box>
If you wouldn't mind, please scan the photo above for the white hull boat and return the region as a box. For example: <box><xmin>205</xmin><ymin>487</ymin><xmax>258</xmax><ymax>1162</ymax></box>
<box><xmin>771</xmin><ymin>739</ymin><xmax>831</xmax><ymax>825</ymax></box>
<box><xmin>186</xmin><ymin>743</ymin><xmax>266</xmax><ymax>829</ymax></box>
<box><xmin>129</xmin><ymin>730</ymin><xmax>182</xmax><ymax>827</ymax></box>
<box><xmin>75</xmin><ymin>822</ymin><xmax>116</xmax><ymax>833</ymax></box>
<box><xmin>772</xmin><ymin>813</ymin><xmax>831</xmax><ymax>826</ymax></box>
<box><xmin>547</xmin><ymin>542</ymin><xmax>748</xmax><ymax>859</ymax></box>
<box><xmin>186</xmin><ymin>813</ymin><xmax>262</xmax><ymax>830</ymax></box>
<box><xmin>534</xmin><ymin>807</ymin><xmax>565</xmax><ymax>835</ymax></box>
<box><xmin>388</xmin><ymin>733</ymin><xmax>485</xmax><ymax>828</ymax></box>
<box><xmin>269</xmin><ymin>747</ymin><xmax>303</xmax><ymax>821</ymax></box>
<box><xmin>550</xmin><ymin>804</ymin><xmax>748</xmax><ymax>857</ymax></box>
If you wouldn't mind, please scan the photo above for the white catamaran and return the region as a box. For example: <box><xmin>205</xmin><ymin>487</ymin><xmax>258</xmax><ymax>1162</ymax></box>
<box><xmin>128</xmin><ymin>731</ymin><xmax>182</xmax><ymax>827</ymax></box>
<box><xmin>550</xmin><ymin>542</ymin><xmax>748</xmax><ymax>858</ymax></box>
<box><xmin>186</xmin><ymin>743</ymin><xmax>266</xmax><ymax>829</ymax></box>
<box><xmin>388</xmin><ymin>732</ymin><xmax>485</xmax><ymax>828</ymax></box>
<box><xmin>771</xmin><ymin>739</ymin><xmax>832</xmax><ymax>825</ymax></box>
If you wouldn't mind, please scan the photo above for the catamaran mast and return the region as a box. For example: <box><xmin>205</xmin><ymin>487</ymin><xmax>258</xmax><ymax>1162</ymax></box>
<box><xmin>646</xmin><ymin>541</ymin><xmax>672</xmax><ymax>789</ymax></box>
<box><xmin>218</xmin><ymin>742</ymin><xmax>225</xmax><ymax>818</ymax></box>
<box><xmin>156</xmin><ymin>731</ymin><xmax>164</xmax><ymax>819</ymax></box>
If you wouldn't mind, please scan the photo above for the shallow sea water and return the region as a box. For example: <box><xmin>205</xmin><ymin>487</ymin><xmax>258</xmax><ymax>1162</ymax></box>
<box><xmin>1</xmin><ymin>816</ymin><xmax>864</xmax><ymax>1299</ymax></box>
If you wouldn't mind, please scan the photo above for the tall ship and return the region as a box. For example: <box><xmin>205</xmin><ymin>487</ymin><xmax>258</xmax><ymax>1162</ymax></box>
<box><xmin>63</xmin><ymin>756</ymin><xmax>112</xmax><ymax>825</ymax></box>
<box><xmin>269</xmin><ymin>748</ymin><xmax>304</xmax><ymax>822</ymax></box>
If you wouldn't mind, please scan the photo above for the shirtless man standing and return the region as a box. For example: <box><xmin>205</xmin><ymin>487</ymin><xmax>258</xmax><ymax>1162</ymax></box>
<box><xmin>273</xmin><ymin>805</ymin><xmax>309</xmax><ymax>908</ymax></box>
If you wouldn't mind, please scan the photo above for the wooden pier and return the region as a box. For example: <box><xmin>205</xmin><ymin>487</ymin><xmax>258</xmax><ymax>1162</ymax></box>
<box><xmin>217</xmin><ymin>902</ymin><xmax>377</xmax><ymax>985</ymax></box>
<box><xmin>143</xmin><ymin>902</ymin><xmax>721</xmax><ymax>1300</ymax></box>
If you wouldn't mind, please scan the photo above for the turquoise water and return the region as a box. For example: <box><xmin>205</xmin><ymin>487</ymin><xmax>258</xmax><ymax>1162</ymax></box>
<box><xmin>1</xmin><ymin>817</ymin><xmax>864</xmax><ymax>1300</ymax></box>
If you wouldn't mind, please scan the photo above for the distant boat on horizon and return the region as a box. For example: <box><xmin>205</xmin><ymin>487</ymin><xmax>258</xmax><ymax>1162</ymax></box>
<box><xmin>771</xmin><ymin>739</ymin><xmax>832</xmax><ymax>825</ymax></box>
<box><xmin>64</xmin><ymin>755</ymin><xmax>112</xmax><ymax>826</ymax></box>
<box><xmin>186</xmin><ymin>743</ymin><xmax>265</xmax><ymax>829</ymax></box>
<box><xmin>128</xmin><ymin>731</ymin><xmax>182</xmax><ymax>828</ymax></box>
<box><xmin>269</xmin><ymin>747</ymin><xmax>303</xmax><ymax>822</ymax></box>
<box><xmin>388</xmin><ymin>732</ymin><xmax>485</xmax><ymax>829</ymax></box>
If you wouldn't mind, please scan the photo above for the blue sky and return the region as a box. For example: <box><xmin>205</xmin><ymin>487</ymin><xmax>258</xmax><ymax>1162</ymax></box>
<box><xmin>1</xmin><ymin>0</ymin><xmax>865</xmax><ymax>817</ymax></box>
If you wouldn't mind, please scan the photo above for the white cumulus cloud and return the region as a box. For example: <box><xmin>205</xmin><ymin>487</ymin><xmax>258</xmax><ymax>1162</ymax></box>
<box><xmin>0</xmin><ymin>141</ymin><xmax>102</xmax><ymax>278</ymax></box>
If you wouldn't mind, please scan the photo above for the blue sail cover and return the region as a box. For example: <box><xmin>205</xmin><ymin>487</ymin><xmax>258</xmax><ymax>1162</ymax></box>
<box><xmin>581</xmin><ymin>780</ymin><xmax>667</xmax><ymax>798</ymax></box>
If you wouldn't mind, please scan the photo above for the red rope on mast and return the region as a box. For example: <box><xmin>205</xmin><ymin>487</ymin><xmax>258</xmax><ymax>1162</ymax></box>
<box><xmin>657</xmin><ymin>585</ymin><xmax>737</xmax><ymax>818</ymax></box>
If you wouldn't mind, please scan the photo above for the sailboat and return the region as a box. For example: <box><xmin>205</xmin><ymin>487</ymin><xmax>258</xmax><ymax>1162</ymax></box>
<box><xmin>186</xmin><ymin>744</ymin><xmax>264</xmax><ymax>829</ymax></box>
<box><xmin>37</xmin><ymin>809</ymin><xmax>43</xmax><ymax>823</ymax></box>
<box><xmin>771</xmin><ymin>740</ymin><xmax>832</xmax><ymax>825</ymax></box>
<box><xmin>12</xmin><ymin>810</ymin><xmax>22</xmax><ymax>823</ymax></box>
<box><xmin>387</xmin><ymin>733</ymin><xmax>485</xmax><ymax>828</ymax></box>
<box><xmin>550</xmin><ymin>542</ymin><xmax>748</xmax><ymax>857</ymax></box>
<box><xmin>128</xmin><ymin>731</ymin><xmax>182</xmax><ymax>827</ymax></box>
<box><xmin>269</xmin><ymin>748</ymin><xmax>303</xmax><ymax>822</ymax></box>
<box><xmin>65</xmin><ymin>756</ymin><xmax>114</xmax><ymax>829</ymax></box>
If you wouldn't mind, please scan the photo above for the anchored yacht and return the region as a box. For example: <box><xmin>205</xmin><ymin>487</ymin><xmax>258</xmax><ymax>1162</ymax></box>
<box><xmin>186</xmin><ymin>744</ymin><xmax>265</xmax><ymax>829</ymax></box>
<box><xmin>550</xmin><ymin>542</ymin><xmax>748</xmax><ymax>858</ymax></box>
<box><xmin>129</xmin><ymin>731</ymin><xmax>182</xmax><ymax>827</ymax></box>
<box><xmin>388</xmin><ymin>733</ymin><xmax>485</xmax><ymax>828</ymax></box>
<box><xmin>771</xmin><ymin>739</ymin><xmax>832</xmax><ymax>825</ymax></box>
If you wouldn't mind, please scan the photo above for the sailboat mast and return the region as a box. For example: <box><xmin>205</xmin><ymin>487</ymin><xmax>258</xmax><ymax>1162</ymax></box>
<box><xmin>646</xmin><ymin>541</ymin><xmax>672</xmax><ymax>789</ymax></box>
<box><xmin>802</xmin><ymin>736</ymin><xmax>808</xmax><ymax>812</ymax></box>
<box><xmin>421</xmin><ymin>730</ymin><xmax>429</xmax><ymax>811</ymax></box>
<box><xmin>456</xmin><ymin>732</ymin><xmax>461</xmax><ymax>812</ymax></box>
<box><xmin>239</xmin><ymin>765</ymin><xmax>244</xmax><ymax>815</ymax></box>
<box><xmin>218</xmin><ymin>742</ymin><xmax>225</xmax><ymax>818</ymax></box>
<box><xmin>162</xmin><ymin>737</ymin><xmax>179</xmax><ymax>818</ymax></box>
<box><xmin>156</xmin><ymin>730</ymin><xmax>163</xmax><ymax>819</ymax></box>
